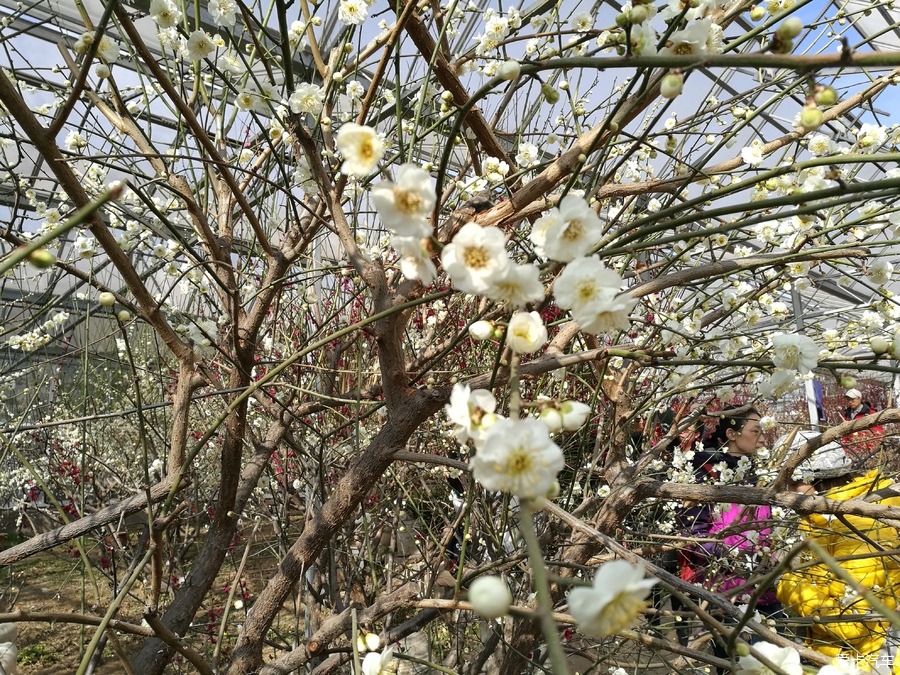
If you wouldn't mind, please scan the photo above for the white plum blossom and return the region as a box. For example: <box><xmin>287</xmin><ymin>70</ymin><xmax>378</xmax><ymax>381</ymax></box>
<box><xmin>217</xmin><ymin>51</ymin><xmax>244</xmax><ymax>76</ymax></box>
<box><xmin>361</xmin><ymin>648</ymin><xmax>394</xmax><ymax>675</ymax></box>
<box><xmin>345</xmin><ymin>80</ymin><xmax>365</xmax><ymax>100</ymax></box>
<box><xmin>858</xmin><ymin>310</ymin><xmax>884</xmax><ymax>334</ymax></box>
<box><xmin>186</xmin><ymin>30</ymin><xmax>215</xmax><ymax>61</ymax></box>
<box><xmin>483</xmin><ymin>157</ymin><xmax>510</xmax><ymax>184</ymax></box>
<box><xmin>807</xmin><ymin>133</ymin><xmax>837</xmax><ymax>156</ymax></box>
<box><xmin>741</xmin><ymin>140</ymin><xmax>764</xmax><ymax>167</ymax></box>
<box><xmin>515</xmin><ymin>142</ymin><xmax>539</xmax><ymax>168</ymax></box>
<box><xmin>445</xmin><ymin>383</ymin><xmax>499</xmax><ymax>447</ymax></box>
<box><xmin>570</xmin><ymin>11</ymin><xmax>594</xmax><ymax>32</ymax></box>
<box><xmin>771</xmin><ymin>333</ymin><xmax>819</xmax><ymax>374</ymax></box>
<box><xmin>468</xmin><ymin>320</ymin><xmax>494</xmax><ymax>341</ymax></box>
<box><xmin>72</xmin><ymin>232</ymin><xmax>97</xmax><ymax>258</ymax></box>
<box><xmin>660</xmin><ymin>0</ymin><xmax>727</xmax><ymax>21</ymax></box>
<box><xmin>468</xmin><ymin>576</ymin><xmax>512</xmax><ymax>619</ymax></box>
<box><xmin>371</xmin><ymin>164</ymin><xmax>435</xmax><ymax>238</ymax></box>
<box><xmin>528</xmin><ymin>209</ymin><xmax>557</xmax><ymax>257</ymax></box>
<box><xmin>541</xmin><ymin>195</ymin><xmax>603</xmax><ymax>262</ymax></box>
<box><xmin>867</xmin><ymin>258</ymin><xmax>893</xmax><ymax>286</ymax></box>
<box><xmin>554</xmin><ymin>256</ymin><xmax>622</xmax><ymax>308</ymax></box>
<box><xmin>390</xmin><ymin>235</ymin><xmax>436</xmax><ymax>284</ymax></box>
<box><xmin>486</xmin><ymin>264</ymin><xmax>545</xmax><ymax>307</ymax></box>
<box><xmin>554</xmin><ymin>256</ymin><xmax>637</xmax><ymax>333</ymax></box>
<box><xmin>736</xmin><ymin>642</ymin><xmax>803</xmax><ymax>675</ymax></box>
<box><xmin>64</xmin><ymin>130</ymin><xmax>87</xmax><ymax>151</ymax></box>
<box><xmin>568</xmin><ymin>560</ymin><xmax>658</xmax><ymax>638</ymax></box>
<box><xmin>82</xmin><ymin>34</ymin><xmax>118</xmax><ymax>64</ymax></box>
<box><xmin>631</xmin><ymin>22</ymin><xmax>658</xmax><ymax>56</ymax></box>
<box><xmin>484</xmin><ymin>14</ymin><xmax>510</xmax><ymax>40</ymax></box>
<box><xmin>209</xmin><ymin>0</ymin><xmax>238</xmax><ymax>26</ymax></box>
<box><xmin>471</xmin><ymin>418</ymin><xmax>564</xmax><ymax>498</ymax></box>
<box><xmin>338</xmin><ymin>0</ymin><xmax>368</xmax><ymax>25</ymax></box>
<box><xmin>506</xmin><ymin>311</ymin><xmax>547</xmax><ymax>354</ymax></box>
<box><xmin>149</xmin><ymin>0</ymin><xmax>182</xmax><ymax>28</ymax></box>
<box><xmin>660</xmin><ymin>18</ymin><xmax>714</xmax><ymax>57</ymax></box>
<box><xmin>441</xmin><ymin>223</ymin><xmax>510</xmax><ymax>295</ymax></box>
<box><xmin>856</xmin><ymin>123</ymin><xmax>887</xmax><ymax>152</ymax></box>
<box><xmin>335</xmin><ymin>123</ymin><xmax>384</xmax><ymax>176</ymax></box>
<box><xmin>289</xmin><ymin>83</ymin><xmax>325</xmax><ymax>116</ymax></box>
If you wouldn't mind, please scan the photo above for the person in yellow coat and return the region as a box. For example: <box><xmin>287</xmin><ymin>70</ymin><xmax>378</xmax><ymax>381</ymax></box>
<box><xmin>777</xmin><ymin>438</ymin><xmax>900</xmax><ymax>674</ymax></box>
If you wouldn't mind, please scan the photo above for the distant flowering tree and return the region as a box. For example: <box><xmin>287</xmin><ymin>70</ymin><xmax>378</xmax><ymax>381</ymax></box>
<box><xmin>1</xmin><ymin>0</ymin><xmax>900</xmax><ymax>673</ymax></box>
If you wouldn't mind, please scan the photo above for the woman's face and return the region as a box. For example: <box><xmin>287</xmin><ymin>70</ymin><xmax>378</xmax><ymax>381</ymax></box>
<box><xmin>726</xmin><ymin>415</ymin><xmax>762</xmax><ymax>456</ymax></box>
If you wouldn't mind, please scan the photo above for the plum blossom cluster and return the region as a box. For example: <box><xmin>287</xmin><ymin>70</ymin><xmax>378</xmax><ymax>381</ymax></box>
<box><xmin>371</xmin><ymin>163</ymin><xmax>438</xmax><ymax>283</ymax></box>
<box><xmin>438</xmin><ymin>194</ymin><xmax>636</xmax><ymax>336</ymax></box>
<box><xmin>3</xmin><ymin>311</ymin><xmax>69</xmax><ymax>352</ymax></box>
<box><xmin>760</xmin><ymin>333</ymin><xmax>821</xmax><ymax>398</ymax></box>
<box><xmin>445</xmin><ymin>382</ymin><xmax>597</xmax><ymax>500</ymax></box>
<box><xmin>441</xmin><ymin>222</ymin><xmax>543</xmax><ymax>307</ymax></box>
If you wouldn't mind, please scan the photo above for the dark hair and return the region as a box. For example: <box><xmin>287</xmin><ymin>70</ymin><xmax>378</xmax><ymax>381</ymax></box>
<box><xmin>709</xmin><ymin>405</ymin><xmax>761</xmax><ymax>447</ymax></box>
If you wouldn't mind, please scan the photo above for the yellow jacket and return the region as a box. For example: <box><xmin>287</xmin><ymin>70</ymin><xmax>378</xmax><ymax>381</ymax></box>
<box><xmin>778</xmin><ymin>471</ymin><xmax>900</xmax><ymax>671</ymax></box>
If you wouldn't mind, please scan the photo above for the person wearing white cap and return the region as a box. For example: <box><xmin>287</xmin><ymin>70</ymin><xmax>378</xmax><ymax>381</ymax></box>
<box><xmin>840</xmin><ymin>388</ymin><xmax>885</xmax><ymax>461</ymax></box>
<box><xmin>843</xmin><ymin>388</ymin><xmax>864</xmax><ymax>418</ymax></box>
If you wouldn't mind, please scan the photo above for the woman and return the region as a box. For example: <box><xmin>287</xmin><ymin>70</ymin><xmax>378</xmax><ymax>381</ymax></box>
<box><xmin>679</xmin><ymin>406</ymin><xmax>784</xmax><ymax>665</ymax></box>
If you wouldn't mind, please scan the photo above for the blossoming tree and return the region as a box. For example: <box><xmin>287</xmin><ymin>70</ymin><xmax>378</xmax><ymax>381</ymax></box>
<box><xmin>2</xmin><ymin>0</ymin><xmax>900</xmax><ymax>673</ymax></box>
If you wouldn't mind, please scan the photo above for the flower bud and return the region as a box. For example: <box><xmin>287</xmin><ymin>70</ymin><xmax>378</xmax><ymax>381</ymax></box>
<box><xmin>870</xmin><ymin>336</ymin><xmax>889</xmax><ymax>355</ymax></box>
<box><xmin>840</xmin><ymin>375</ymin><xmax>857</xmax><ymax>390</ymax></box>
<box><xmin>95</xmin><ymin>63</ymin><xmax>111</xmax><ymax>78</ymax></box>
<box><xmin>117</xmin><ymin>310</ymin><xmax>131</xmax><ymax>322</ymax></box>
<box><xmin>800</xmin><ymin>105</ymin><xmax>825</xmax><ymax>131</ymax></box>
<box><xmin>364</xmin><ymin>632</ymin><xmax>381</xmax><ymax>651</ymax></box>
<box><xmin>541</xmin><ymin>83</ymin><xmax>560</xmax><ymax>104</ymax></box>
<box><xmin>468</xmin><ymin>576</ymin><xmax>512</xmax><ymax>619</ymax></box>
<box><xmin>891</xmin><ymin>332</ymin><xmax>900</xmax><ymax>359</ymax></box>
<box><xmin>469</xmin><ymin>320</ymin><xmax>494</xmax><ymax>341</ymax></box>
<box><xmin>749</xmin><ymin>5</ymin><xmax>765</xmax><ymax>21</ymax></box>
<box><xmin>771</xmin><ymin>37</ymin><xmax>793</xmax><ymax>54</ymax></box>
<box><xmin>615</xmin><ymin>12</ymin><xmax>629</xmax><ymax>27</ymax></box>
<box><xmin>630</xmin><ymin>5</ymin><xmax>649</xmax><ymax>23</ymax></box>
<box><xmin>539</xmin><ymin>406</ymin><xmax>563</xmax><ymax>433</ymax></box>
<box><xmin>800</xmin><ymin>104</ymin><xmax>823</xmax><ymax>131</ymax></box>
<box><xmin>736</xmin><ymin>643</ymin><xmax>751</xmax><ymax>657</ymax></box>
<box><xmin>813</xmin><ymin>85</ymin><xmax>838</xmax><ymax>107</ymax></box>
<box><xmin>777</xmin><ymin>17</ymin><xmax>803</xmax><ymax>40</ymax></box>
<box><xmin>355</xmin><ymin>634</ymin><xmax>368</xmax><ymax>653</ymax></box>
<box><xmin>28</xmin><ymin>248</ymin><xmax>56</xmax><ymax>268</ymax></box>
<box><xmin>545</xmin><ymin>479</ymin><xmax>560</xmax><ymax>500</ymax></box>
<box><xmin>98</xmin><ymin>292</ymin><xmax>116</xmax><ymax>307</ymax></box>
<box><xmin>560</xmin><ymin>400</ymin><xmax>591</xmax><ymax>431</ymax></box>
<box><xmin>498</xmin><ymin>60</ymin><xmax>520</xmax><ymax>81</ymax></box>
<box><xmin>660</xmin><ymin>72</ymin><xmax>684</xmax><ymax>100</ymax></box>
